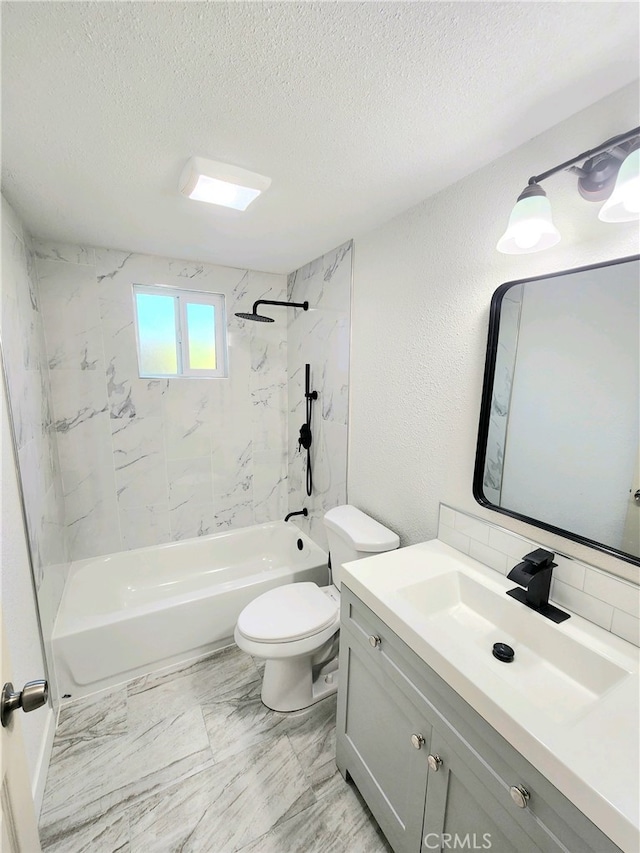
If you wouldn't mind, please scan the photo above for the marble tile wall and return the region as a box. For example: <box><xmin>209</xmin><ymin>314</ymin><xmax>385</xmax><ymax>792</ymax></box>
<box><xmin>287</xmin><ymin>242</ymin><xmax>352</xmax><ymax>550</ymax></box>
<box><xmin>34</xmin><ymin>242</ymin><xmax>289</xmax><ymax>560</ymax></box>
<box><xmin>1</xmin><ymin>197</ymin><xmax>70</xmax><ymax>640</ymax></box>
<box><xmin>439</xmin><ymin>504</ymin><xmax>640</xmax><ymax>646</ymax></box>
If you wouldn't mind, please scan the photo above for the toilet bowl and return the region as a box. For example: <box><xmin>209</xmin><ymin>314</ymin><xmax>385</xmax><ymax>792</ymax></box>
<box><xmin>234</xmin><ymin>505</ymin><xmax>399</xmax><ymax>712</ymax></box>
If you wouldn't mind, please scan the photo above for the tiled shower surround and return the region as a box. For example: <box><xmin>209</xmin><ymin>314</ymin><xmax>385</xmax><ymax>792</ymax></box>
<box><xmin>1</xmin><ymin>198</ymin><xmax>70</xmax><ymax>636</ymax></box>
<box><xmin>26</xmin><ymin>239</ymin><xmax>350</xmax><ymax>562</ymax></box>
<box><xmin>34</xmin><ymin>242</ymin><xmax>290</xmax><ymax>560</ymax></box>
<box><xmin>287</xmin><ymin>242</ymin><xmax>351</xmax><ymax>550</ymax></box>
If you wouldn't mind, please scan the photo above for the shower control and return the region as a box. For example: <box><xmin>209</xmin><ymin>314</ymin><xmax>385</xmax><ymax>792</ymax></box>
<box><xmin>1</xmin><ymin>679</ymin><xmax>48</xmax><ymax>727</ymax></box>
<box><xmin>298</xmin><ymin>422</ymin><xmax>312</xmax><ymax>451</ymax></box>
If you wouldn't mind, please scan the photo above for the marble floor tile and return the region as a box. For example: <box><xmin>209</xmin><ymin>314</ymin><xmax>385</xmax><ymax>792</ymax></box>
<box><xmin>127</xmin><ymin>646</ymin><xmax>260</xmax><ymax>730</ymax></box>
<box><xmin>40</xmin><ymin>644</ymin><xmax>389</xmax><ymax>853</ymax></box>
<box><xmin>41</xmin><ymin>808</ymin><xmax>129</xmax><ymax>853</ymax></box>
<box><xmin>236</xmin><ymin>775</ymin><xmax>392</xmax><ymax>853</ymax></box>
<box><xmin>201</xmin><ymin>680</ymin><xmax>337</xmax><ymax>774</ymax></box>
<box><xmin>284</xmin><ymin>694</ymin><xmax>338</xmax><ymax>788</ymax></box>
<box><xmin>54</xmin><ymin>687</ymin><xmax>127</xmax><ymax>744</ymax></box>
<box><xmin>40</xmin><ymin>706</ymin><xmax>213</xmax><ymax>841</ymax></box>
<box><xmin>127</xmin><ymin>736</ymin><xmax>316</xmax><ymax>853</ymax></box>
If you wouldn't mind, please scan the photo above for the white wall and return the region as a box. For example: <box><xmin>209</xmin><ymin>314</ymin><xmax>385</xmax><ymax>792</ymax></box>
<box><xmin>350</xmin><ymin>81</ymin><xmax>640</xmax><ymax>582</ymax></box>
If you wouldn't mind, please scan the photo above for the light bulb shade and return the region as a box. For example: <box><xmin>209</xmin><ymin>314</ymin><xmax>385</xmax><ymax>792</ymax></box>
<box><xmin>496</xmin><ymin>187</ymin><xmax>560</xmax><ymax>255</ymax></box>
<box><xmin>598</xmin><ymin>147</ymin><xmax>640</xmax><ymax>223</ymax></box>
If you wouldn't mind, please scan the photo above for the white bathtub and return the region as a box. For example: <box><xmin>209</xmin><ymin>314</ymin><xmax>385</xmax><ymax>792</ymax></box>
<box><xmin>52</xmin><ymin>521</ymin><xmax>328</xmax><ymax>700</ymax></box>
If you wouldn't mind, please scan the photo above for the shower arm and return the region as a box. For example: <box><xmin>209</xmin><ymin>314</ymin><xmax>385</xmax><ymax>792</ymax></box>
<box><xmin>252</xmin><ymin>299</ymin><xmax>308</xmax><ymax>313</ymax></box>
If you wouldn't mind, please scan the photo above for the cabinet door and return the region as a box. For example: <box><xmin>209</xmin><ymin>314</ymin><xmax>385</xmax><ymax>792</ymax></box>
<box><xmin>423</xmin><ymin>729</ymin><xmax>565</xmax><ymax>853</ymax></box>
<box><xmin>337</xmin><ymin>638</ymin><xmax>431</xmax><ymax>853</ymax></box>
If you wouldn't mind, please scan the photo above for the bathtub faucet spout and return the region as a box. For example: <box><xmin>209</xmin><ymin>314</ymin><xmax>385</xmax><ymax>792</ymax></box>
<box><xmin>285</xmin><ymin>509</ymin><xmax>308</xmax><ymax>522</ymax></box>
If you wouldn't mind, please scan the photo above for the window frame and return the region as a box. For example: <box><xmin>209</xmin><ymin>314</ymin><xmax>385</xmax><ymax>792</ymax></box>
<box><xmin>132</xmin><ymin>283</ymin><xmax>228</xmax><ymax>379</ymax></box>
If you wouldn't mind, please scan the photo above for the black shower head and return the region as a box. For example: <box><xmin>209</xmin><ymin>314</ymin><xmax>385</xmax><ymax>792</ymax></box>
<box><xmin>235</xmin><ymin>299</ymin><xmax>309</xmax><ymax>323</ymax></box>
<box><xmin>235</xmin><ymin>312</ymin><xmax>274</xmax><ymax>323</ymax></box>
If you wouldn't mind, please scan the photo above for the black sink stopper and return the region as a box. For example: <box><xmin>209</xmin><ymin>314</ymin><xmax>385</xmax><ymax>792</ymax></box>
<box><xmin>492</xmin><ymin>642</ymin><xmax>515</xmax><ymax>663</ymax></box>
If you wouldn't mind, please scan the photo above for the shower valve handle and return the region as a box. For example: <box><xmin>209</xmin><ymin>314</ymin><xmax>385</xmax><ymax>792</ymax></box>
<box><xmin>298</xmin><ymin>423</ymin><xmax>312</xmax><ymax>451</ymax></box>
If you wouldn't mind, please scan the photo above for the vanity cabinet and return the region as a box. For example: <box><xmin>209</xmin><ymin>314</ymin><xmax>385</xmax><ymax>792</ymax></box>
<box><xmin>336</xmin><ymin>587</ymin><xmax>622</xmax><ymax>853</ymax></box>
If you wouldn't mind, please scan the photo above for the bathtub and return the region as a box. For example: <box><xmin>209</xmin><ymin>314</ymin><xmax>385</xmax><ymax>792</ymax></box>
<box><xmin>52</xmin><ymin>521</ymin><xmax>328</xmax><ymax>700</ymax></box>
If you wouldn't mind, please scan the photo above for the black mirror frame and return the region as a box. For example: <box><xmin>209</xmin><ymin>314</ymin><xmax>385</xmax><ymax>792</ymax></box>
<box><xmin>473</xmin><ymin>254</ymin><xmax>640</xmax><ymax>568</ymax></box>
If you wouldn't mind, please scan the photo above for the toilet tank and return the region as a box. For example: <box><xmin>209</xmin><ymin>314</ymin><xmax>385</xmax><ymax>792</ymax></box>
<box><xmin>323</xmin><ymin>505</ymin><xmax>399</xmax><ymax>589</ymax></box>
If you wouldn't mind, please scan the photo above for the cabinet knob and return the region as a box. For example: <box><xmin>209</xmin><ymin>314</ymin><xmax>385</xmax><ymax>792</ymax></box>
<box><xmin>427</xmin><ymin>753</ymin><xmax>443</xmax><ymax>771</ymax></box>
<box><xmin>509</xmin><ymin>785</ymin><xmax>530</xmax><ymax>808</ymax></box>
<box><xmin>410</xmin><ymin>733</ymin><xmax>425</xmax><ymax>749</ymax></box>
<box><xmin>368</xmin><ymin>635</ymin><xmax>381</xmax><ymax>648</ymax></box>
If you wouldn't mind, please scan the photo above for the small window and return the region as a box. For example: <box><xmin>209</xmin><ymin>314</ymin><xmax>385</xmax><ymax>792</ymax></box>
<box><xmin>132</xmin><ymin>284</ymin><xmax>228</xmax><ymax>378</ymax></box>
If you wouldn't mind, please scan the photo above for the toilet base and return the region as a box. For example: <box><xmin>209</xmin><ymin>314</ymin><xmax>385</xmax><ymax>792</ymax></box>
<box><xmin>261</xmin><ymin>655</ymin><xmax>338</xmax><ymax>712</ymax></box>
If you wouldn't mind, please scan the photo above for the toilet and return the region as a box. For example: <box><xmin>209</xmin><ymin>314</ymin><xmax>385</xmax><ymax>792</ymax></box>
<box><xmin>234</xmin><ymin>505</ymin><xmax>399</xmax><ymax>712</ymax></box>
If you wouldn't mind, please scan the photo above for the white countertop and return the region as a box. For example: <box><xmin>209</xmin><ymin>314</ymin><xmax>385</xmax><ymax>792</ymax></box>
<box><xmin>341</xmin><ymin>539</ymin><xmax>640</xmax><ymax>853</ymax></box>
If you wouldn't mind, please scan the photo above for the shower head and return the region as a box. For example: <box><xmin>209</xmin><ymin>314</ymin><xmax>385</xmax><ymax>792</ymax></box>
<box><xmin>235</xmin><ymin>299</ymin><xmax>309</xmax><ymax>323</ymax></box>
<box><xmin>235</xmin><ymin>312</ymin><xmax>274</xmax><ymax>323</ymax></box>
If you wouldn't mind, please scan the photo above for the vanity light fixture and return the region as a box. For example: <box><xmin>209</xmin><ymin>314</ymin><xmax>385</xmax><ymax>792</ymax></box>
<box><xmin>599</xmin><ymin>144</ymin><xmax>640</xmax><ymax>222</ymax></box>
<box><xmin>497</xmin><ymin>126</ymin><xmax>640</xmax><ymax>254</ymax></box>
<box><xmin>178</xmin><ymin>156</ymin><xmax>271</xmax><ymax>211</ymax></box>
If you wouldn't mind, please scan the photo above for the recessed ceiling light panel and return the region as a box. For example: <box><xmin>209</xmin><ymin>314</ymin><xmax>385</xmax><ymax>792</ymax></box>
<box><xmin>179</xmin><ymin>156</ymin><xmax>271</xmax><ymax>211</ymax></box>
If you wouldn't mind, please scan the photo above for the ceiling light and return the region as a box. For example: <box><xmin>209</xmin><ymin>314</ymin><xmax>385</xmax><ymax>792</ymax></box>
<box><xmin>497</xmin><ymin>126</ymin><xmax>640</xmax><ymax>254</ymax></box>
<box><xmin>497</xmin><ymin>184</ymin><xmax>560</xmax><ymax>255</ymax></box>
<box><xmin>178</xmin><ymin>157</ymin><xmax>271</xmax><ymax>211</ymax></box>
<box><xmin>598</xmin><ymin>145</ymin><xmax>640</xmax><ymax>223</ymax></box>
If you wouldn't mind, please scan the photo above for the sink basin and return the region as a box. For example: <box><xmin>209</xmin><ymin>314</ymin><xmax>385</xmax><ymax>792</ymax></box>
<box><xmin>395</xmin><ymin>571</ymin><xmax>630</xmax><ymax>722</ymax></box>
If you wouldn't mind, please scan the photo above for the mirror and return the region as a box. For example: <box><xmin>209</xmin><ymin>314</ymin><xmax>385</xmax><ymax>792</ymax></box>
<box><xmin>474</xmin><ymin>255</ymin><xmax>640</xmax><ymax>566</ymax></box>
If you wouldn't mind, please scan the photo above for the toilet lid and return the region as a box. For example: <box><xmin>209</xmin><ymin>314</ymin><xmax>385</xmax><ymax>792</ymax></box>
<box><xmin>237</xmin><ymin>583</ymin><xmax>339</xmax><ymax>643</ymax></box>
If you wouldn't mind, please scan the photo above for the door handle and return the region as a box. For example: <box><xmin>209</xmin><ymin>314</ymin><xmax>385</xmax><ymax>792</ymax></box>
<box><xmin>1</xmin><ymin>680</ymin><xmax>48</xmax><ymax>727</ymax></box>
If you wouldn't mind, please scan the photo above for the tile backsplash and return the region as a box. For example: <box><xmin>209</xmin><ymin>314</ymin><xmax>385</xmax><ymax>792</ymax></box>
<box><xmin>439</xmin><ymin>504</ymin><xmax>640</xmax><ymax>647</ymax></box>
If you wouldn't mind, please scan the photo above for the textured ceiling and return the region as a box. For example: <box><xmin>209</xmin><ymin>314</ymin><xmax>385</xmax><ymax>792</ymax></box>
<box><xmin>2</xmin><ymin>2</ymin><xmax>639</xmax><ymax>273</ymax></box>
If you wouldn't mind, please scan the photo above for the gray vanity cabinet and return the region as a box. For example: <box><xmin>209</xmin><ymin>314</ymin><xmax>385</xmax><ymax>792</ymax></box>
<box><xmin>336</xmin><ymin>587</ymin><xmax>623</xmax><ymax>853</ymax></box>
<box><xmin>337</xmin><ymin>628</ymin><xmax>432</xmax><ymax>852</ymax></box>
<box><xmin>422</xmin><ymin>727</ymin><xmax>554</xmax><ymax>853</ymax></box>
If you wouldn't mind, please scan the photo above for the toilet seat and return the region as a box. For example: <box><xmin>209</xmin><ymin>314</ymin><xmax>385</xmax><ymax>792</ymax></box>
<box><xmin>236</xmin><ymin>582</ymin><xmax>338</xmax><ymax>644</ymax></box>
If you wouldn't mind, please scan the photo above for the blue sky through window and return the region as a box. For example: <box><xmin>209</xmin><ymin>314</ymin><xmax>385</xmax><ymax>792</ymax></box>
<box><xmin>186</xmin><ymin>302</ymin><xmax>217</xmax><ymax>370</ymax></box>
<box><xmin>135</xmin><ymin>292</ymin><xmax>178</xmax><ymax>375</ymax></box>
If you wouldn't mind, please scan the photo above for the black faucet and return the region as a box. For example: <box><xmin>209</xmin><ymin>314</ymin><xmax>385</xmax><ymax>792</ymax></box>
<box><xmin>284</xmin><ymin>508</ymin><xmax>308</xmax><ymax>522</ymax></box>
<box><xmin>506</xmin><ymin>548</ymin><xmax>570</xmax><ymax>623</ymax></box>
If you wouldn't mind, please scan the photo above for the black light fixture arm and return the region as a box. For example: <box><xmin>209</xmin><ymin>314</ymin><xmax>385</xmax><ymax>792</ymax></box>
<box><xmin>527</xmin><ymin>126</ymin><xmax>640</xmax><ymax>186</ymax></box>
<box><xmin>251</xmin><ymin>299</ymin><xmax>308</xmax><ymax>313</ymax></box>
